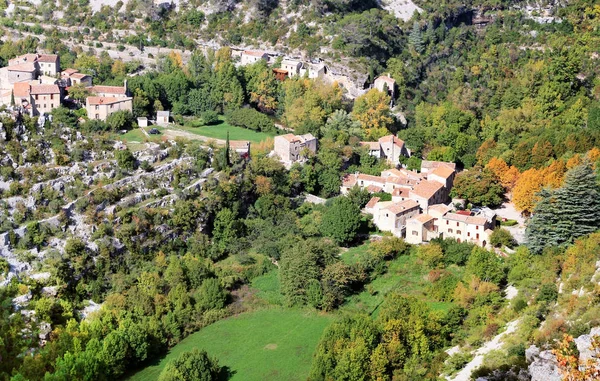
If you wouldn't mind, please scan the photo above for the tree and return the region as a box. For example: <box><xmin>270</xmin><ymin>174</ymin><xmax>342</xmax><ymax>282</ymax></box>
<box><xmin>553</xmin><ymin>334</ymin><xmax>600</xmax><ymax>381</ymax></box>
<box><xmin>465</xmin><ymin>247</ymin><xmax>505</xmax><ymax>285</ymax></box>
<box><xmin>451</xmin><ymin>167</ymin><xmax>505</xmax><ymax>208</ymax></box>
<box><xmin>409</xmin><ymin>22</ymin><xmax>425</xmax><ymax>54</ymax></box>
<box><xmin>158</xmin><ymin>349</ymin><xmax>221</xmax><ymax>381</ymax></box>
<box><xmin>106</xmin><ymin>110</ymin><xmax>134</xmax><ymax>131</ymax></box>
<box><xmin>194</xmin><ymin>278</ymin><xmax>228</xmax><ymax>312</ymax></box>
<box><xmin>353</xmin><ymin>89</ymin><xmax>394</xmax><ymax>140</ymax></box>
<box><xmin>490</xmin><ymin>229</ymin><xmax>516</xmax><ymax>249</ymax></box>
<box><xmin>525</xmin><ymin>188</ymin><xmax>560</xmax><ymax>254</ymax></box>
<box><xmin>320</xmin><ymin>197</ymin><xmax>362</xmax><ymax>246</ymax></box>
<box><xmin>554</xmin><ymin>162</ymin><xmax>600</xmax><ymax>241</ymax></box>
<box><xmin>115</xmin><ymin>149</ymin><xmax>136</xmax><ymax>170</ymax></box>
<box><xmin>211</xmin><ymin>207</ymin><xmax>241</xmax><ymax>255</ymax></box>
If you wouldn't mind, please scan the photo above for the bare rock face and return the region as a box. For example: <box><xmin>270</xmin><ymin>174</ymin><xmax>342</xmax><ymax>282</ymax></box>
<box><xmin>527</xmin><ymin>346</ymin><xmax>562</xmax><ymax>381</ymax></box>
<box><xmin>527</xmin><ymin>327</ymin><xmax>600</xmax><ymax>381</ymax></box>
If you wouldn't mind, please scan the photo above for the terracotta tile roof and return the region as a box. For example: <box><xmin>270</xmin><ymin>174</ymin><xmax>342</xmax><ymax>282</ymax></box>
<box><xmin>444</xmin><ymin>213</ymin><xmax>488</xmax><ymax>225</ymax></box>
<box><xmin>382</xmin><ymin>168</ymin><xmax>404</xmax><ymax>178</ymax></box>
<box><xmin>430</xmin><ymin>165</ymin><xmax>456</xmax><ymax>179</ymax></box>
<box><xmin>421</xmin><ymin>160</ymin><xmax>456</xmax><ymax>171</ymax></box>
<box><xmin>88</xmin><ymin>85</ymin><xmax>127</xmax><ymax>95</ymax></box>
<box><xmin>70</xmin><ymin>73</ymin><xmax>90</xmax><ymax>79</ymax></box>
<box><xmin>392</xmin><ymin>188</ymin><xmax>410</xmax><ymax>198</ymax></box>
<box><xmin>278</xmin><ymin>133</ymin><xmax>298</xmax><ymax>143</ymax></box>
<box><xmin>384</xmin><ymin>200</ymin><xmax>419</xmax><ymax>214</ymax></box>
<box><xmin>428</xmin><ymin>204</ymin><xmax>452</xmax><ymax>215</ymax></box>
<box><xmin>378</xmin><ymin>135</ymin><xmax>405</xmax><ymax>149</ymax></box>
<box><xmin>62</xmin><ymin>68</ymin><xmax>79</xmax><ymax>75</ymax></box>
<box><xmin>385</xmin><ymin>176</ymin><xmax>413</xmax><ymax>186</ymax></box>
<box><xmin>360</xmin><ymin>141</ymin><xmax>381</xmax><ymax>150</ymax></box>
<box><xmin>413</xmin><ymin>214</ymin><xmax>435</xmax><ymax>224</ymax></box>
<box><xmin>411</xmin><ymin>180</ymin><xmax>444</xmax><ymax>199</ymax></box>
<box><xmin>8</xmin><ymin>62</ymin><xmax>37</xmax><ymax>72</ymax></box>
<box><xmin>13</xmin><ymin>83</ymin><xmax>30</xmax><ymax>97</ymax></box>
<box><xmin>357</xmin><ymin>174</ymin><xmax>386</xmax><ymax>185</ymax></box>
<box><xmin>342</xmin><ymin>174</ymin><xmax>357</xmax><ymax>188</ymax></box>
<box><xmin>365</xmin><ymin>197</ymin><xmax>380</xmax><ymax>209</ymax></box>
<box><xmin>30</xmin><ymin>84</ymin><xmax>60</xmax><ymax>94</ymax></box>
<box><xmin>37</xmin><ymin>54</ymin><xmax>59</xmax><ymax>63</ymax></box>
<box><xmin>87</xmin><ymin>96</ymin><xmax>127</xmax><ymax>105</ymax></box>
<box><xmin>366</xmin><ymin>184</ymin><xmax>383</xmax><ymax>193</ymax></box>
<box><xmin>243</xmin><ymin>50</ymin><xmax>267</xmax><ymax>57</ymax></box>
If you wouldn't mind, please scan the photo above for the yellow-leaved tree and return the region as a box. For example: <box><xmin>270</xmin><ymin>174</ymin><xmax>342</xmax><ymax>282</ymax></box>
<box><xmin>352</xmin><ymin>89</ymin><xmax>394</xmax><ymax>140</ymax></box>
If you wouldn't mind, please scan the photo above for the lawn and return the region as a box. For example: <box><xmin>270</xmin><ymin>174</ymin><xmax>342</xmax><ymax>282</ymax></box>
<box><xmin>180</xmin><ymin>119</ymin><xmax>276</xmax><ymax>143</ymax></box>
<box><xmin>341</xmin><ymin>242</ymin><xmax>372</xmax><ymax>265</ymax></box>
<box><xmin>128</xmin><ymin>308</ymin><xmax>334</xmax><ymax>381</ymax></box>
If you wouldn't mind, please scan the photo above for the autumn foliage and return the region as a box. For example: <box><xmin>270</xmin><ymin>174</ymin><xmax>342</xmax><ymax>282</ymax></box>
<box><xmin>553</xmin><ymin>334</ymin><xmax>600</xmax><ymax>381</ymax></box>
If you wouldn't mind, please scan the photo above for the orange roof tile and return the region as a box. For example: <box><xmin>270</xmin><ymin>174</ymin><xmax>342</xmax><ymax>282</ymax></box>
<box><xmin>357</xmin><ymin>174</ymin><xmax>386</xmax><ymax>185</ymax></box>
<box><xmin>378</xmin><ymin>135</ymin><xmax>405</xmax><ymax>149</ymax></box>
<box><xmin>30</xmin><ymin>84</ymin><xmax>60</xmax><ymax>94</ymax></box>
<box><xmin>87</xmin><ymin>96</ymin><xmax>127</xmax><ymax>105</ymax></box>
<box><xmin>413</xmin><ymin>214</ymin><xmax>435</xmax><ymax>224</ymax></box>
<box><xmin>36</xmin><ymin>54</ymin><xmax>58</xmax><ymax>63</ymax></box>
<box><xmin>411</xmin><ymin>180</ymin><xmax>444</xmax><ymax>199</ymax></box>
<box><xmin>384</xmin><ymin>200</ymin><xmax>419</xmax><ymax>214</ymax></box>
<box><xmin>375</xmin><ymin>75</ymin><xmax>396</xmax><ymax>84</ymax></box>
<box><xmin>243</xmin><ymin>50</ymin><xmax>267</xmax><ymax>57</ymax></box>
<box><xmin>88</xmin><ymin>85</ymin><xmax>127</xmax><ymax>95</ymax></box>
<box><xmin>360</xmin><ymin>141</ymin><xmax>381</xmax><ymax>150</ymax></box>
<box><xmin>8</xmin><ymin>62</ymin><xmax>36</xmax><ymax>72</ymax></box>
<box><xmin>365</xmin><ymin>197</ymin><xmax>381</xmax><ymax>209</ymax></box>
<box><xmin>366</xmin><ymin>185</ymin><xmax>383</xmax><ymax>193</ymax></box>
<box><xmin>430</xmin><ymin>165</ymin><xmax>456</xmax><ymax>179</ymax></box>
<box><xmin>13</xmin><ymin>83</ymin><xmax>30</xmax><ymax>97</ymax></box>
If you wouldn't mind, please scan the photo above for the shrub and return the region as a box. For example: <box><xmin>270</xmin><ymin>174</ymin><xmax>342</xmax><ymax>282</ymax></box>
<box><xmin>200</xmin><ymin>110</ymin><xmax>219</xmax><ymax>125</ymax></box>
<box><xmin>490</xmin><ymin>228</ymin><xmax>516</xmax><ymax>248</ymax></box>
<box><xmin>536</xmin><ymin>283</ymin><xmax>558</xmax><ymax>304</ymax></box>
<box><xmin>225</xmin><ymin>108</ymin><xmax>275</xmax><ymax>133</ymax></box>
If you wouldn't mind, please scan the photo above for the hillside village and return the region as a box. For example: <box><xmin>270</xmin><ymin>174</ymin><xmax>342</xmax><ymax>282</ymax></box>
<box><xmin>0</xmin><ymin>0</ymin><xmax>599</xmax><ymax>380</ymax></box>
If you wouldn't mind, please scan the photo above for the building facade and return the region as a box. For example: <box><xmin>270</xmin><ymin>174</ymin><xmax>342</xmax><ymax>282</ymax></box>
<box><xmin>274</xmin><ymin>133</ymin><xmax>317</xmax><ymax>163</ymax></box>
<box><xmin>86</xmin><ymin>97</ymin><xmax>133</xmax><ymax>121</ymax></box>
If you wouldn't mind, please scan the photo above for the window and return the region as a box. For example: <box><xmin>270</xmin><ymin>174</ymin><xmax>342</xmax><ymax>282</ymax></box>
<box><xmin>51</xmin><ymin>104</ymin><xmax>54</xmax><ymax>108</ymax></box>
<box><xmin>446</xmin><ymin>220</ymin><xmax>449</xmax><ymax>225</ymax></box>
<box><xmin>457</xmin><ymin>230</ymin><xmax>461</xmax><ymax>235</ymax></box>
<box><xmin>467</xmin><ymin>232</ymin><xmax>471</xmax><ymax>237</ymax></box>
<box><xmin>448</xmin><ymin>228</ymin><xmax>453</xmax><ymax>233</ymax></box>
<box><xmin>456</xmin><ymin>222</ymin><xmax>459</xmax><ymax>226</ymax></box>
<box><xmin>110</xmin><ymin>104</ymin><xmax>113</xmax><ymax>109</ymax></box>
<box><xmin>476</xmin><ymin>226</ymin><xmax>479</xmax><ymax>230</ymax></box>
<box><xmin>50</xmin><ymin>94</ymin><xmax>53</xmax><ymax>100</ymax></box>
<box><xmin>43</xmin><ymin>104</ymin><xmax>46</xmax><ymax>108</ymax></box>
<box><xmin>35</xmin><ymin>95</ymin><xmax>38</xmax><ymax>100</ymax></box>
<box><xmin>412</xmin><ymin>231</ymin><xmax>418</xmax><ymax>236</ymax></box>
<box><xmin>95</xmin><ymin>105</ymin><xmax>99</xmax><ymax>110</ymax></box>
<box><xmin>95</xmin><ymin>114</ymin><xmax>99</xmax><ymax>120</ymax></box>
<box><xmin>476</xmin><ymin>233</ymin><xmax>479</xmax><ymax>239</ymax></box>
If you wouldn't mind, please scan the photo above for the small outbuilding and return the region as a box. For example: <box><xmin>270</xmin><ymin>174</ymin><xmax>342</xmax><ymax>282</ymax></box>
<box><xmin>137</xmin><ymin>117</ymin><xmax>149</xmax><ymax>128</ymax></box>
<box><xmin>156</xmin><ymin>111</ymin><xmax>170</xmax><ymax>126</ymax></box>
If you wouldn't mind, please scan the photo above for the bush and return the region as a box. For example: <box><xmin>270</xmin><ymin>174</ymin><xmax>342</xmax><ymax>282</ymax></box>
<box><xmin>158</xmin><ymin>348</ymin><xmax>221</xmax><ymax>381</ymax></box>
<box><xmin>200</xmin><ymin>111</ymin><xmax>219</xmax><ymax>125</ymax></box>
<box><xmin>225</xmin><ymin>108</ymin><xmax>275</xmax><ymax>133</ymax></box>
<box><xmin>116</xmin><ymin>149</ymin><xmax>137</xmax><ymax>171</ymax></box>
<box><xmin>536</xmin><ymin>283</ymin><xmax>558</xmax><ymax>304</ymax></box>
<box><xmin>490</xmin><ymin>229</ymin><xmax>516</xmax><ymax>248</ymax></box>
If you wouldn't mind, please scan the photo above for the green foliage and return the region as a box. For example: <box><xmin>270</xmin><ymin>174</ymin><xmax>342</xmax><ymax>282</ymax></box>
<box><xmin>320</xmin><ymin>197</ymin><xmax>362</xmax><ymax>246</ymax></box>
<box><xmin>490</xmin><ymin>229</ymin><xmax>516</xmax><ymax>249</ymax></box>
<box><xmin>466</xmin><ymin>247</ymin><xmax>505</xmax><ymax>285</ymax></box>
<box><xmin>451</xmin><ymin>167</ymin><xmax>505</xmax><ymax>207</ymax></box>
<box><xmin>225</xmin><ymin>108</ymin><xmax>276</xmax><ymax>133</ymax></box>
<box><xmin>115</xmin><ymin>148</ymin><xmax>136</xmax><ymax>170</ymax></box>
<box><xmin>158</xmin><ymin>349</ymin><xmax>220</xmax><ymax>381</ymax></box>
<box><xmin>526</xmin><ymin>162</ymin><xmax>600</xmax><ymax>254</ymax></box>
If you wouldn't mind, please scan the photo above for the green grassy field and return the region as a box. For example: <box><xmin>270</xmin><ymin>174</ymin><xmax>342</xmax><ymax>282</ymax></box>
<box><xmin>181</xmin><ymin>119</ymin><xmax>276</xmax><ymax>143</ymax></box>
<box><xmin>128</xmin><ymin>308</ymin><xmax>333</xmax><ymax>381</ymax></box>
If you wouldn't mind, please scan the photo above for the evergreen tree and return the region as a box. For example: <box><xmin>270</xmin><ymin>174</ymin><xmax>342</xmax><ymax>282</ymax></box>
<box><xmin>525</xmin><ymin>188</ymin><xmax>561</xmax><ymax>254</ymax></box>
<box><xmin>10</xmin><ymin>90</ymin><xmax>15</xmax><ymax>107</ymax></box>
<box><xmin>526</xmin><ymin>162</ymin><xmax>600</xmax><ymax>253</ymax></box>
<box><xmin>409</xmin><ymin>22</ymin><xmax>425</xmax><ymax>54</ymax></box>
<box><xmin>554</xmin><ymin>161</ymin><xmax>600</xmax><ymax>241</ymax></box>
<box><xmin>223</xmin><ymin>131</ymin><xmax>230</xmax><ymax>167</ymax></box>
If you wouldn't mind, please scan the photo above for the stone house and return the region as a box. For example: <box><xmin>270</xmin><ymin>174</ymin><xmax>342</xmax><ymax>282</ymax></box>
<box><xmin>368</xmin><ymin>199</ymin><xmax>420</xmax><ymax>237</ymax></box>
<box><xmin>360</xmin><ymin>135</ymin><xmax>410</xmax><ymax>166</ymax></box>
<box><xmin>374</xmin><ymin>75</ymin><xmax>396</xmax><ymax>98</ymax></box>
<box><xmin>281</xmin><ymin>59</ymin><xmax>303</xmax><ymax>77</ymax></box>
<box><xmin>30</xmin><ymin>84</ymin><xmax>63</xmax><ymax>116</ymax></box>
<box><xmin>6</xmin><ymin>63</ymin><xmax>37</xmax><ymax>84</ymax></box>
<box><xmin>421</xmin><ymin>160</ymin><xmax>457</xmax><ymax>174</ymax></box>
<box><xmin>299</xmin><ymin>63</ymin><xmax>327</xmax><ymax>79</ymax></box>
<box><xmin>405</xmin><ymin>205</ymin><xmax>495</xmax><ymax>248</ymax></box>
<box><xmin>62</xmin><ymin>69</ymin><xmax>92</xmax><ymax>87</ymax></box>
<box><xmin>409</xmin><ymin>180</ymin><xmax>447</xmax><ymax>213</ymax></box>
<box><xmin>9</xmin><ymin>54</ymin><xmax>60</xmax><ymax>77</ymax></box>
<box><xmin>86</xmin><ymin>97</ymin><xmax>133</xmax><ymax>121</ymax></box>
<box><xmin>274</xmin><ymin>133</ymin><xmax>317</xmax><ymax>163</ymax></box>
<box><xmin>240</xmin><ymin>50</ymin><xmax>269</xmax><ymax>66</ymax></box>
<box><xmin>426</xmin><ymin>165</ymin><xmax>456</xmax><ymax>191</ymax></box>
